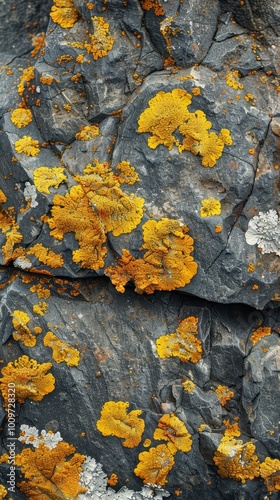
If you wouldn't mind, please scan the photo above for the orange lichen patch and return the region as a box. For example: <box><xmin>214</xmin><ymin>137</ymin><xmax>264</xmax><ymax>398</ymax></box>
<box><xmin>138</xmin><ymin>89</ymin><xmax>191</xmax><ymax>150</ymax></box>
<box><xmin>1</xmin><ymin>223</ymin><xmax>23</xmax><ymax>264</ymax></box>
<box><xmin>43</xmin><ymin>331</ymin><xmax>80</xmax><ymax>366</ymax></box>
<box><xmin>225</xmin><ymin>70</ymin><xmax>244</xmax><ymax>90</ymax></box>
<box><xmin>153</xmin><ymin>413</ymin><xmax>192</xmax><ymax>452</ymax></box>
<box><xmin>178</xmin><ymin>110</ymin><xmax>212</xmax><ymax>151</ymax></box>
<box><xmin>191</xmin><ymin>131</ymin><xmax>230</xmax><ymax>167</ymax></box>
<box><xmin>17</xmin><ymin>66</ymin><xmax>35</xmax><ymax>96</ymax></box>
<box><xmin>107</xmin><ymin>473</ymin><xmax>118</xmax><ymax>487</ymax></box>
<box><xmin>16</xmin><ymin>441</ymin><xmax>86</xmax><ymax>498</ymax></box>
<box><xmin>50</xmin><ymin>0</ymin><xmax>79</xmax><ymax>29</ymax></box>
<box><xmin>105</xmin><ymin>218</ymin><xmax>198</xmax><ymax>294</ymax></box>
<box><xmin>30</xmin><ymin>283</ymin><xmax>51</xmax><ymax>299</ymax></box>
<box><xmin>97</xmin><ymin>401</ymin><xmax>145</xmax><ymax>448</ymax></box>
<box><xmin>215</xmin><ymin>224</ymin><xmax>222</xmax><ymax>233</ymax></box>
<box><xmin>143</xmin><ymin>439</ymin><xmax>152</xmax><ymax>448</ymax></box>
<box><xmin>140</xmin><ymin>0</ymin><xmax>165</xmax><ymax>16</ymax></box>
<box><xmin>156</xmin><ymin>316</ymin><xmax>202</xmax><ymax>363</ymax></box>
<box><xmin>47</xmin><ymin>184</ymin><xmax>107</xmax><ymax>270</ymax></box>
<box><xmin>192</xmin><ymin>87</ymin><xmax>201</xmax><ymax>96</ymax></box>
<box><xmin>57</xmin><ymin>54</ymin><xmax>74</xmax><ymax>65</ymax></box>
<box><xmin>250</xmin><ymin>326</ymin><xmax>272</xmax><ymax>345</ymax></box>
<box><xmin>214</xmin><ymin>432</ymin><xmax>260</xmax><ymax>483</ymax></box>
<box><xmin>27</xmin><ymin>243</ymin><xmax>64</xmax><ymax>268</ymax></box>
<box><xmin>40</xmin><ymin>75</ymin><xmax>54</xmax><ymax>85</ymax></box>
<box><xmin>0</xmin><ymin>189</ymin><xmax>7</xmax><ymax>204</ymax></box>
<box><xmin>200</xmin><ymin>197</ymin><xmax>221</xmax><ymax>217</ymax></box>
<box><xmin>260</xmin><ymin>458</ymin><xmax>280</xmax><ymax>492</ymax></box>
<box><xmin>0</xmin><ymin>355</ymin><xmax>55</xmax><ymax>408</ymax></box>
<box><xmin>14</xmin><ymin>136</ymin><xmax>40</xmax><ymax>156</ymax></box>
<box><xmin>10</xmin><ymin>108</ymin><xmax>33</xmax><ymax>128</ymax></box>
<box><xmin>84</xmin><ymin>16</ymin><xmax>114</xmax><ymax>60</ymax></box>
<box><xmin>11</xmin><ymin>310</ymin><xmax>38</xmax><ymax>347</ymax></box>
<box><xmin>134</xmin><ymin>444</ymin><xmax>175</xmax><ymax>486</ymax></box>
<box><xmin>33</xmin><ymin>302</ymin><xmax>48</xmax><ymax>316</ymax></box>
<box><xmin>215</xmin><ymin>385</ymin><xmax>234</xmax><ymax>406</ymax></box>
<box><xmin>248</xmin><ymin>148</ymin><xmax>255</xmax><ymax>155</ymax></box>
<box><xmin>0</xmin><ymin>485</ymin><xmax>7</xmax><ymax>498</ymax></box>
<box><xmin>115</xmin><ymin>161</ymin><xmax>140</xmax><ymax>184</ymax></box>
<box><xmin>30</xmin><ymin>32</ymin><xmax>46</xmax><ymax>58</ymax></box>
<box><xmin>33</xmin><ymin>166</ymin><xmax>67</xmax><ymax>194</ymax></box>
<box><xmin>247</xmin><ymin>262</ymin><xmax>255</xmax><ymax>272</ymax></box>
<box><xmin>75</xmin><ymin>124</ymin><xmax>100</xmax><ymax>140</ymax></box>
<box><xmin>182</xmin><ymin>379</ymin><xmax>195</xmax><ymax>392</ymax></box>
<box><xmin>223</xmin><ymin>419</ymin><xmax>241</xmax><ymax>438</ymax></box>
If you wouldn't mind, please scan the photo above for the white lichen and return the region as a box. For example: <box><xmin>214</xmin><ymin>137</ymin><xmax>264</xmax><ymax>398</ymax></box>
<box><xmin>23</xmin><ymin>181</ymin><xmax>38</xmax><ymax>208</ymax></box>
<box><xmin>245</xmin><ymin>209</ymin><xmax>280</xmax><ymax>256</ymax></box>
<box><xmin>13</xmin><ymin>257</ymin><xmax>32</xmax><ymax>269</ymax></box>
<box><xmin>18</xmin><ymin>424</ymin><xmax>62</xmax><ymax>450</ymax></box>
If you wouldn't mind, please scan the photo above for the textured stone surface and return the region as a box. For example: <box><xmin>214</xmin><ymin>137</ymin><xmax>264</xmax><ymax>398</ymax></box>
<box><xmin>0</xmin><ymin>0</ymin><xmax>279</xmax><ymax>498</ymax></box>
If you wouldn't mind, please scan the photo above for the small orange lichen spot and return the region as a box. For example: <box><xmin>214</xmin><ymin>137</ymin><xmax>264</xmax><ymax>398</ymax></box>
<box><xmin>182</xmin><ymin>378</ymin><xmax>195</xmax><ymax>392</ymax></box>
<box><xmin>247</xmin><ymin>262</ymin><xmax>255</xmax><ymax>272</ymax></box>
<box><xmin>14</xmin><ymin>136</ymin><xmax>40</xmax><ymax>157</ymax></box>
<box><xmin>244</xmin><ymin>93</ymin><xmax>255</xmax><ymax>102</ymax></box>
<box><xmin>143</xmin><ymin>438</ymin><xmax>152</xmax><ymax>448</ymax></box>
<box><xmin>140</xmin><ymin>0</ymin><xmax>165</xmax><ymax>16</ymax></box>
<box><xmin>87</xmin><ymin>2</ymin><xmax>95</xmax><ymax>9</ymax></box>
<box><xmin>34</xmin><ymin>326</ymin><xmax>43</xmax><ymax>334</ymax></box>
<box><xmin>16</xmin><ymin>441</ymin><xmax>86</xmax><ymax>498</ymax></box>
<box><xmin>57</xmin><ymin>54</ymin><xmax>74</xmax><ymax>64</ymax></box>
<box><xmin>40</xmin><ymin>75</ymin><xmax>54</xmax><ymax>85</ymax></box>
<box><xmin>215</xmin><ymin>224</ymin><xmax>222</xmax><ymax>233</ymax></box>
<box><xmin>215</xmin><ymin>385</ymin><xmax>234</xmax><ymax>406</ymax></box>
<box><xmin>200</xmin><ymin>197</ymin><xmax>221</xmax><ymax>217</ymax></box>
<box><xmin>153</xmin><ymin>413</ymin><xmax>192</xmax><ymax>452</ymax></box>
<box><xmin>11</xmin><ymin>310</ymin><xmax>38</xmax><ymax>347</ymax></box>
<box><xmin>43</xmin><ymin>331</ymin><xmax>80</xmax><ymax>366</ymax></box>
<box><xmin>252</xmin><ymin>284</ymin><xmax>259</xmax><ymax>290</ymax></box>
<box><xmin>115</xmin><ymin>161</ymin><xmax>140</xmax><ymax>184</ymax></box>
<box><xmin>107</xmin><ymin>473</ymin><xmax>118</xmax><ymax>487</ymax></box>
<box><xmin>156</xmin><ymin>316</ymin><xmax>202</xmax><ymax>363</ymax></box>
<box><xmin>63</xmin><ymin>104</ymin><xmax>72</xmax><ymax>112</ymax></box>
<box><xmin>105</xmin><ymin>218</ymin><xmax>197</xmax><ymax>294</ymax></box>
<box><xmin>75</xmin><ymin>54</ymin><xmax>84</xmax><ymax>63</ymax></box>
<box><xmin>75</xmin><ymin>124</ymin><xmax>100</xmax><ymax>140</ymax></box>
<box><xmin>138</xmin><ymin>89</ymin><xmax>192</xmax><ymax>150</ymax></box>
<box><xmin>248</xmin><ymin>148</ymin><xmax>255</xmax><ymax>155</ymax></box>
<box><xmin>33</xmin><ymin>166</ymin><xmax>67</xmax><ymax>194</ymax></box>
<box><xmin>50</xmin><ymin>0</ymin><xmax>79</xmax><ymax>29</ymax></box>
<box><xmin>10</xmin><ymin>108</ymin><xmax>32</xmax><ymax>128</ymax></box>
<box><xmin>17</xmin><ymin>66</ymin><xmax>35</xmax><ymax>96</ymax></box>
<box><xmin>250</xmin><ymin>326</ymin><xmax>271</xmax><ymax>345</ymax></box>
<box><xmin>224</xmin><ymin>419</ymin><xmax>241</xmax><ymax>438</ymax></box>
<box><xmin>0</xmin><ymin>355</ymin><xmax>55</xmax><ymax>408</ymax></box>
<box><xmin>214</xmin><ymin>421</ymin><xmax>260</xmax><ymax>483</ymax></box>
<box><xmin>0</xmin><ymin>189</ymin><xmax>7</xmax><ymax>204</ymax></box>
<box><xmin>84</xmin><ymin>16</ymin><xmax>114</xmax><ymax>60</ymax></box>
<box><xmin>134</xmin><ymin>444</ymin><xmax>175</xmax><ymax>486</ymax></box>
<box><xmin>0</xmin><ymin>485</ymin><xmax>7</xmax><ymax>498</ymax></box>
<box><xmin>225</xmin><ymin>70</ymin><xmax>244</xmax><ymax>90</ymax></box>
<box><xmin>192</xmin><ymin>87</ymin><xmax>201</xmax><ymax>96</ymax></box>
<box><xmin>97</xmin><ymin>401</ymin><xmax>145</xmax><ymax>448</ymax></box>
<box><xmin>33</xmin><ymin>302</ymin><xmax>48</xmax><ymax>316</ymax></box>
<box><xmin>274</xmin><ymin>164</ymin><xmax>280</xmax><ymax>170</ymax></box>
<box><xmin>30</xmin><ymin>283</ymin><xmax>51</xmax><ymax>299</ymax></box>
<box><xmin>260</xmin><ymin>457</ymin><xmax>280</xmax><ymax>492</ymax></box>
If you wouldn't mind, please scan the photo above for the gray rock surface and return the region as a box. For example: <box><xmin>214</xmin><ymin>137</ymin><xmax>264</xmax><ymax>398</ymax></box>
<box><xmin>0</xmin><ymin>0</ymin><xmax>279</xmax><ymax>498</ymax></box>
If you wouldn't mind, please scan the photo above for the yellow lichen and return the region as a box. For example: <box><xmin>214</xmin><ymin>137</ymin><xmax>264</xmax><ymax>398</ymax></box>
<box><xmin>40</xmin><ymin>75</ymin><xmax>54</xmax><ymax>85</ymax></box>
<box><xmin>260</xmin><ymin>457</ymin><xmax>280</xmax><ymax>492</ymax></box>
<box><xmin>14</xmin><ymin>136</ymin><xmax>40</xmax><ymax>157</ymax></box>
<box><xmin>138</xmin><ymin>89</ymin><xmax>192</xmax><ymax>150</ymax></box>
<box><xmin>30</xmin><ymin>32</ymin><xmax>46</xmax><ymax>58</ymax></box>
<box><xmin>10</xmin><ymin>108</ymin><xmax>33</xmax><ymax>128</ymax></box>
<box><xmin>215</xmin><ymin>385</ymin><xmax>234</xmax><ymax>406</ymax></box>
<box><xmin>115</xmin><ymin>161</ymin><xmax>140</xmax><ymax>184</ymax></box>
<box><xmin>27</xmin><ymin>243</ymin><xmax>64</xmax><ymax>268</ymax></box>
<box><xmin>140</xmin><ymin>0</ymin><xmax>165</xmax><ymax>16</ymax></box>
<box><xmin>30</xmin><ymin>283</ymin><xmax>51</xmax><ymax>299</ymax></box>
<box><xmin>200</xmin><ymin>197</ymin><xmax>221</xmax><ymax>217</ymax></box>
<box><xmin>138</xmin><ymin>88</ymin><xmax>232</xmax><ymax>166</ymax></box>
<box><xmin>33</xmin><ymin>302</ymin><xmax>48</xmax><ymax>316</ymax></box>
<box><xmin>105</xmin><ymin>218</ymin><xmax>198</xmax><ymax>294</ymax></box>
<box><xmin>0</xmin><ymin>206</ymin><xmax>23</xmax><ymax>263</ymax></box>
<box><xmin>153</xmin><ymin>413</ymin><xmax>192</xmax><ymax>452</ymax></box>
<box><xmin>33</xmin><ymin>166</ymin><xmax>67</xmax><ymax>194</ymax></box>
<box><xmin>17</xmin><ymin>66</ymin><xmax>35</xmax><ymax>96</ymax></box>
<box><xmin>181</xmin><ymin>379</ymin><xmax>195</xmax><ymax>392</ymax></box>
<box><xmin>226</xmin><ymin>70</ymin><xmax>244</xmax><ymax>90</ymax></box>
<box><xmin>84</xmin><ymin>16</ymin><xmax>114</xmax><ymax>60</ymax></box>
<box><xmin>156</xmin><ymin>316</ymin><xmax>202</xmax><ymax>363</ymax></box>
<box><xmin>0</xmin><ymin>485</ymin><xmax>7</xmax><ymax>499</ymax></box>
<box><xmin>43</xmin><ymin>331</ymin><xmax>80</xmax><ymax>366</ymax></box>
<box><xmin>0</xmin><ymin>355</ymin><xmax>55</xmax><ymax>408</ymax></box>
<box><xmin>214</xmin><ymin>421</ymin><xmax>259</xmax><ymax>483</ymax></box>
<box><xmin>107</xmin><ymin>473</ymin><xmax>118</xmax><ymax>487</ymax></box>
<box><xmin>134</xmin><ymin>444</ymin><xmax>175</xmax><ymax>486</ymax></box>
<box><xmin>0</xmin><ymin>189</ymin><xmax>7</xmax><ymax>204</ymax></box>
<box><xmin>16</xmin><ymin>441</ymin><xmax>86</xmax><ymax>498</ymax></box>
<box><xmin>11</xmin><ymin>310</ymin><xmax>39</xmax><ymax>347</ymax></box>
<box><xmin>50</xmin><ymin>0</ymin><xmax>79</xmax><ymax>29</ymax></box>
<box><xmin>75</xmin><ymin>124</ymin><xmax>100</xmax><ymax>140</ymax></box>
<box><xmin>250</xmin><ymin>326</ymin><xmax>272</xmax><ymax>345</ymax></box>
<box><xmin>97</xmin><ymin>401</ymin><xmax>145</xmax><ymax>448</ymax></box>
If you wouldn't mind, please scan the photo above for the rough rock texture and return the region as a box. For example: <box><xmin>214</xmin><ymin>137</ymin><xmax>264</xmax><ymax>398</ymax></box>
<box><xmin>0</xmin><ymin>0</ymin><xmax>279</xmax><ymax>498</ymax></box>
